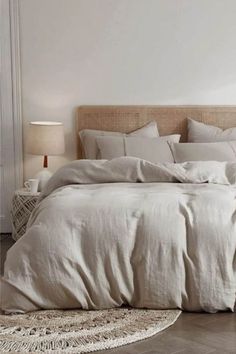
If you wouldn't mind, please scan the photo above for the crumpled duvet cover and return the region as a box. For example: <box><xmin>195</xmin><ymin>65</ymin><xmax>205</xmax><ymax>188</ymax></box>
<box><xmin>1</xmin><ymin>157</ymin><xmax>236</xmax><ymax>313</ymax></box>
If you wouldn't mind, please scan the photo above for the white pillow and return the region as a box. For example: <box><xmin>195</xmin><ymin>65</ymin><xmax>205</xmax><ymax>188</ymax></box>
<box><xmin>79</xmin><ymin>121</ymin><xmax>159</xmax><ymax>159</ymax></box>
<box><xmin>170</xmin><ymin>141</ymin><xmax>236</xmax><ymax>163</ymax></box>
<box><xmin>188</xmin><ymin>118</ymin><xmax>236</xmax><ymax>142</ymax></box>
<box><xmin>96</xmin><ymin>135</ymin><xmax>181</xmax><ymax>163</ymax></box>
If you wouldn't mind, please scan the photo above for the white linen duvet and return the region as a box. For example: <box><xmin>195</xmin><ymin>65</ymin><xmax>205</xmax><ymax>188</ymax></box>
<box><xmin>1</xmin><ymin>157</ymin><xmax>236</xmax><ymax>313</ymax></box>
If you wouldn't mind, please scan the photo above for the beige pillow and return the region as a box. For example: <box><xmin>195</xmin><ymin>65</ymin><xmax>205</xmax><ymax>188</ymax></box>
<box><xmin>170</xmin><ymin>141</ymin><xmax>236</xmax><ymax>163</ymax></box>
<box><xmin>79</xmin><ymin>121</ymin><xmax>159</xmax><ymax>159</ymax></box>
<box><xmin>188</xmin><ymin>118</ymin><xmax>236</xmax><ymax>142</ymax></box>
<box><xmin>96</xmin><ymin>135</ymin><xmax>181</xmax><ymax>163</ymax></box>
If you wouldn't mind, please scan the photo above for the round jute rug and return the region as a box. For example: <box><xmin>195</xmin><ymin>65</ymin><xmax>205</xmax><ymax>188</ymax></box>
<box><xmin>0</xmin><ymin>308</ymin><xmax>181</xmax><ymax>353</ymax></box>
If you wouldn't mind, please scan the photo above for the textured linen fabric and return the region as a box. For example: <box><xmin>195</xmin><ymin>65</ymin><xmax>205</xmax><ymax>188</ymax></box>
<box><xmin>96</xmin><ymin>135</ymin><xmax>180</xmax><ymax>162</ymax></box>
<box><xmin>1</xmin><ymin>157</ymin><xmax>236</xmax><ymax>314</ymax></box>
<box><xmin>79</xmin><ymin>121</ymin><xmax>159</xmax><ymax>159</ymax></box>
<box><xmin>188</xmin><ymin>118</ymin><xmax>236</xmax><ymax>142</ymax></box>
<box><xmin>170</xmin><ymin>141</ymin><xmax>236</xmax><ymax>162</ymax></box>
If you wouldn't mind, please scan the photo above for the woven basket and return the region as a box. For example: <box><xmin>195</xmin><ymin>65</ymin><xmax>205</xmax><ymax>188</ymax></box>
<box><xmin>11</xmin><ymin>190</ymin><xmax>40</xmax><ymax>241</ymax></box>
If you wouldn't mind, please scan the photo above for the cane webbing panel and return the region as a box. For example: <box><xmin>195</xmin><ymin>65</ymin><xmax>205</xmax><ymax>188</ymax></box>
<box><xmin>76</xmin><ymin>106</ymin><xmax>236</xmax><ymax>159</ymax></box>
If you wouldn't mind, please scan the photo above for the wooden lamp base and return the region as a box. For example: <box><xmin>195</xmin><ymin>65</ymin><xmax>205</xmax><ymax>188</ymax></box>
<box><xmin>34</xmin><ymin>155</ymin><xmax>52</xmax><ymax>191</ymax></box>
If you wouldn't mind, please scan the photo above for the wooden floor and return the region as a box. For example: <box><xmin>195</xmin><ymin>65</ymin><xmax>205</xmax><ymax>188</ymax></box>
<box><xmin>1</xmin><ymin>236</ymin><xmax>236</xmax><ymax>354</ymax></box>
<box><xmin>96</xmin><ymin>312</ymin><xmax>236</xmax><ymax>354</ymax></box>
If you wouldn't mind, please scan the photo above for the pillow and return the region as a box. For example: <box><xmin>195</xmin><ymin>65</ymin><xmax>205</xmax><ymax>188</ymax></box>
<box><xmin>96</xmin><ymin>135</ymin><xmax>181</xmax><ymax>163</ymax></box>
<box><xmin>79</xmin><ymin>121</ymin><xmax>159</xmax><ymax>159</ymax></box>
<box><xmin>170</xmin><ymin>141</ymin><xmax>236</xmax><ymax>163</ymax></box>
<box><xmin>188</xmin><ymin>118</ymin><xmax>236</xmax><ymax>142</ymax></box>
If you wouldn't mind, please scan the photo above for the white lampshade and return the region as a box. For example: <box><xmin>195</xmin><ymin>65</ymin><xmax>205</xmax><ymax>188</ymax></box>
<box><xmin>27</xmin><ymin>121</ymin><xmax>65</xmax><ymax>156</ymax></box>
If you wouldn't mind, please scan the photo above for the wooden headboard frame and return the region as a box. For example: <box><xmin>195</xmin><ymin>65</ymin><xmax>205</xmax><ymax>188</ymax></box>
<box><xmin>77</xmin><ymin>105</ymin><xmax>236</xmax><ymax>159</ymax></box>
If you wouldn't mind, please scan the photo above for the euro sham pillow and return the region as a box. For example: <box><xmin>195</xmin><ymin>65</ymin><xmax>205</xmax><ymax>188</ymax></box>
<box><xmin>188</xmin><ymin>118</ymin><xmax>236</xmax><ymax>142</ymax></box>
<box><xmin>79</xmin><ymin>121</ymin><xmax>159</xmax><ymax>159</ymax></box>
<box><xmin>96</xmin><ymin>135</ymin><xmax>181</xmax><ymax>163</ymax></box>
<box><xmin>170</xmin><ymin>141</ymin><xmax>236</xmax><ymax>163</ymax></box>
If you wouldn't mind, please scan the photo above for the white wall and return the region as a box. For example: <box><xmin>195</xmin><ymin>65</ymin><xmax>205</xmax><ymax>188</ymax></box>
<box><xmin>19</xmin><ymin>0</ymin><xmax>236</xmax><ymax>179</ymax></box>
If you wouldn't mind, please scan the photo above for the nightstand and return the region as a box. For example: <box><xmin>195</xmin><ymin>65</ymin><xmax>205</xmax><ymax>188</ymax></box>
<box><xmin>11</xmin><ymin>189</ymin><xmax>40</xmax><ymax>241</ymax></box>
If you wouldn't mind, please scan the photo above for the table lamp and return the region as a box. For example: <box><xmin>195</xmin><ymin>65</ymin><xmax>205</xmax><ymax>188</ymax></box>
<box><xmin>27</xmin><ymin>121</ymin><xmax>65</xmax><ymax>191</ymax></box>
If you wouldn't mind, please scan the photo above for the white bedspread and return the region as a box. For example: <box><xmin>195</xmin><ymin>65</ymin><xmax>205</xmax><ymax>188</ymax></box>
<box><xmin>1</xmin><ymin>157</ymin><xmax>236</xmax><ymax>313</ymax></box>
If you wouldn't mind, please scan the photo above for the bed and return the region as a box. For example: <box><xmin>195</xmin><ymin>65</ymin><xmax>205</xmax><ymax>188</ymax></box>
<box><xmin>1</xmin><ymin>106</ymin><xmax>236</xmax><ymax>314</ymax></box>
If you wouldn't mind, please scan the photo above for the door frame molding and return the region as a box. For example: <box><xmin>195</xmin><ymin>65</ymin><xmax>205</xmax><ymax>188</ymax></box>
<box><xmin>0</xmin><ymin>0</ymin><xmax>23</xmax><ymax>231</ymax></box>
<box><xmin>10</xmin><ymin>0</ymin><xmax>23</xmax><ymax>188</ymax></box>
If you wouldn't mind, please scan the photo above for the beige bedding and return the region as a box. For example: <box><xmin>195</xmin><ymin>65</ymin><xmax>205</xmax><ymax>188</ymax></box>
<box><xmin>1</xmin><ymin>157</ymin><xmax>236</xmax><ymax>313</ymax></box>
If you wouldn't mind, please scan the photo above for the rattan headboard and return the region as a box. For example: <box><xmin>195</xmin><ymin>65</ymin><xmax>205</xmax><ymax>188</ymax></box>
<box><xmin>77</xmin><ymin>105</ymin><xmax>236</xmax><ymax>158</ymax></box>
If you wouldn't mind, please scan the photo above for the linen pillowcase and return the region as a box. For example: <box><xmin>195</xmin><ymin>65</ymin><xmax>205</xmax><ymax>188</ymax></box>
<box><xmin>96</xmin><ymin>135</ymin><xmax>181</xmax><ymax>163</ymax></box>
<box><xmin>79</xmin><ymin>121</ymin><xmax>159</xmax><ymax>159</ymax></box>
<box><xmin>170</xmin><ymin>141</ymin><xmax>236</xmax><ymax>163</ymax></box>
<box><xmin>188</xmin><ymin>118</ymin><xmax>236</xmax><ymax>142</ymax></box>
